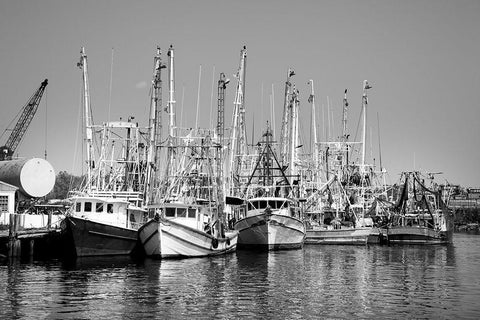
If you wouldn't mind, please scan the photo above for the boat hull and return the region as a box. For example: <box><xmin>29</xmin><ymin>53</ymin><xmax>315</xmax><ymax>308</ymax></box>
<box><xmin>234</xmin><ymin>213</ymin><xmax>305</xmax><ymax>250</ymax></box>
<box><xmin>138</xmin><ymin>218</ymin><xmax>238</xmax><ymax>259</ymax></box>
<box><xmin>63</xmin><ymin>216</ymin><xmax>139</xmax><ymax>257</ymax></box>
<box><xmin>305</xmin><ymin>227</ymin><xmax>381</xmax><ymax>245</ymax></box>
<box><xmin>382</xmin><ymin>226</ymin><xmax>453</xmax><ymax>245</ymax></box>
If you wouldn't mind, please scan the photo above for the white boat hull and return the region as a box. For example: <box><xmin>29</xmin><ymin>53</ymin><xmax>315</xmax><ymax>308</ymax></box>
<box><xmin>139</xmin><ymin>218</ymin><xmax>238</xmax><ymax>259</ymax></box>
<box><xmin>234</xmin><ymin>213</ymin><xmax>305</xmax><ymax>250</ymax></box>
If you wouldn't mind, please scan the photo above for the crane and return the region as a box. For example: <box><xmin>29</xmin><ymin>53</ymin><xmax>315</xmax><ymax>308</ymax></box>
<box><xmin>0</xmin><ymin>79</ymin><xmax>48</xmax><ymax>161</ymax></box>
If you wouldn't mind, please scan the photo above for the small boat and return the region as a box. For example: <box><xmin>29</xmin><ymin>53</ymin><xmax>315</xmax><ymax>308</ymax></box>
<box><xmin>139</xmin><ymin>202</ymin><xmax>237</xmax><ymax>258</ymax></box>
<box><xmin>382</xmin><ymin>171</ymin><xmax>454</xmax><ymax>245</ymax></box>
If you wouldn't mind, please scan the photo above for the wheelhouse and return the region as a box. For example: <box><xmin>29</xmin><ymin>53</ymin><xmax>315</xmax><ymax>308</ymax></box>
<box><xmin>70</xmin><ymin>196</ymin><xmax>146</xmax><ymax>229</ymax></box>
<box><xmin>245</xmin><ymin>197</ymin><xmax>293</xmax><ymax>217</ymax></box>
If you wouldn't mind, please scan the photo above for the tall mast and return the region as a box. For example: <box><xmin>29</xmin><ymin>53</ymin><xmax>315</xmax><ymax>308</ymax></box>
<box><xmin>361</xmin><ymin>80</ymin><xmax>372</xmax><ymax>173</ymax></box>
<box><xmin>238</xmin><ymin>46</ymin><xmax>247</xmax><ymax>156</ymax></box>
<box><xmin>308</xmin><ymin>80</ymin><xmax>318</xmax><ymax>165</ymax></box>
<box><xmin>145</xmin><ymin>46</ymin><xmax>165</xmax><ymax>204</ymax></box>
<box><xmin>280</xmin><ymin>68</ymin><xmax>295</xmax><ymax>166</ymax></box>
<box><xmin>342</xmin><ymin>89</ymin><xmax>349</xmax><ymax>142</ymax></box>
<box><xmin>217</xmin><ymin>73</ymin><xmax>228</xmax><ymax>221</ymax></box>
<box><xmin>167</xmin><ymin>45</ymin><xmax>176</xmax><ymax>137</ymax></box>
<box><xmin>290</xmin><ymin>85</ymin><xmax>299</xmax><ymax>177</ymax></box>
<box><xmin>166</xmin><ymin>45</ymin><xmax>177</xmax><ymax>181</ymax></box>
<box><xmin>228</xmin><ymin>46</ymin><xmax>247</xmax><ymax>193</ymax></box>
<box><xmin>77</xmin><ymin>47</ymin><xmax>94</xmax><ymax>192</ymax></box>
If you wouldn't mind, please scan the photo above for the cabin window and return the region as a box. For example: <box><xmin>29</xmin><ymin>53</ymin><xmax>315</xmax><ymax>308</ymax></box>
<box><xmin>188</xmin><ymin>208</ymin><xmax>196</xmax><ymax>218</ymax></box>
<box><xmin>96</xmin><ymin>203</ymin><xmax>104</xmax><ymax>213</ymax></box>
<box><xmin>268</xmin><ymin>201</ymin><xmax>276</xmax><ymax>209</ymax></box>
<box><xmin>165</xmin><ymin>207</ymin><xmax>176</xmax><ymax>217</ymax></box>
<box><xmin>247</xmin><ymin>202</ymin><xmax>254</xmax><ymax>211</ymax></box>
<box><xmin>76</xmin><ymin>202</ymin><xmax>81</xmax><ymax>212</ymax></box>
<box><xmin>259</xmin><ymin>201</ymin><xmax>268</xmax><ymax>209</ymax></box>
<box><xmin>107</xmin><ymin>204</ymin><xmax>113</xmax><ymax>213</ymax></box>
<box><xmin>177</xmin><ymin>208</ymin><xmax>187</xmax><ymax>218</ymax></box>
<box><xmin>84</xmin><ymin>202</ymin><xmax>92</xmax><ymax>212</ymax></box>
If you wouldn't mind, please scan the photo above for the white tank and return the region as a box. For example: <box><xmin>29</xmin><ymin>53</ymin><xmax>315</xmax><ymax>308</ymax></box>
<box><xmin>0</xmin><ymin>158</ymin><xmax>56</xmax><ymax>198</ymax></box>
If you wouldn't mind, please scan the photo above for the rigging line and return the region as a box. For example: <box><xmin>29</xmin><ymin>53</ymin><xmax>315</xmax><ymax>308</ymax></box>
<box><xmin>71</xmin><ymin>82</ymin><xmax>83</xmax><ymax>190</ymax></box>
<box><xmin>377</xmin><ymin>112</ymin><xmax>382</xmax><ymax>171</ymax></box>
<box><xmin>350</xmin><ymin>99</ymin><xmax>363</xmax><ymax>160</ymax></box>
<box><xmin>321</xmin><ymin>103</ymin><xmax>325</xmax><ymax>142</ymax></box>
<box><xmin>0</xmin><ymin>94</ymin><xmax>26</xmax><ymax>141</ymax></box>
<box><xmin>327</xmin><ymin>96</ymin><xmax>331</xmax><ymax>141</ymax></box>
<box><xmin>261</xmin><ymin>82</ymin><xmax>264</xmax><ymax>131</ymax></box>
<box><xmin>271</xmin><ymin>83</ymin><xmax>275</xmax><ymax>138</ymax></box>
<box><xmin>209</xmin><ymin>65</ymin><xmax>215</xmax><ymax>129</ymax></box>
<box><xmin>195</xmin><ymin>65</ymin><xmax>202</xmax><ymax>129</ymax></box>
<box><xmin>180</xmin><ymin>85</ymin><xmax>185</xmax><ymax>128</ymax></box>
<box><xmin>44</xmin><ymin>86</ymin><xmax>48</xmax><ymax>160</ymax></box>
<box><xmin>108</xmin><ymin>47</ymin><xmax>114</xmax><ymax>122</ymax></box>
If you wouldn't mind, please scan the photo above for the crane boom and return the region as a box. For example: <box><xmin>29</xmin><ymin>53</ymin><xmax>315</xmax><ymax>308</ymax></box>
<box><xmin>1</xmin><ymin>79</ymin><xmax>48</xmax><ymax>161</ymax></box>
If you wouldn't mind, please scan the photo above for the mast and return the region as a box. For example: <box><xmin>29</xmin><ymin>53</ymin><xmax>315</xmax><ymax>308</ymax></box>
<box><xmin>228</xmin><ymin>46</ymin><xmax>247</xmax><ymax>194</ymax></box>
<box><xmin>361</xmin><ymin>80</ymin><xmax>372</xmax><ymax>173</ymax></box>
<box><xmin>280</xmin><ymin>69</ymin><xmax>294</xmax><ymax>166</ymax></box>
<box><xmin>342</xmin><ymin>89</ymin><xmax>349</xmax><ymax>142</ymax></box>
<box><xmin>289</xmin><ymin>85</ymin><xmax>299</xmax><ymax>177</ymax></box>
<box><xmin>77</xmin><ymin>47</ymin><xmax>95</xmax><ymax>192</ymax></box>
<box><xmin>217</xmin><ymin>73</ymin><xmax>229</xmax><ymax>224</ymax></box>
<box><xmin>308</xmin><ymin>80</ymin><xmax>318</xmax><ymax>166</ymax></box>
<box><xmin>166</xmin><ymin>45</ymin><xmax>177</xmax><ymax>181</ymax></box>
<box><xmin>167</xmin><ymin>45</ymin><xmax>176</xmax><ymax>137</ymax></box>
<box><xmin>145</xmin><ymin>46</ymin><xmax>165</xmax><ymax>204</ymax></box>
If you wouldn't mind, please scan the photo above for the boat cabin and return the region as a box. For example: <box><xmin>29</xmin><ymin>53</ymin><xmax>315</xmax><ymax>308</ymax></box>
<box><xmin>245</xmin><ymin>197</ymin><xmax>294</xmax><ymax>217</ymax></box>
<box><xmin>150</xmin><ymin>203</ymin><xmax>215</xmax><ymax>231</ymax></box>
<box><xmin>71</xmin><ymin>196</ymin><xmax>146</xmax><ymax>229</ymax></box>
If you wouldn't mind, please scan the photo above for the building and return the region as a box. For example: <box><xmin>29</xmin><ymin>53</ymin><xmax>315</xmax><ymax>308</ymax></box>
<box><xmin>0</xmin><ymin>180</ymin><xmax>18</xmax><ymax>224</ymax></box>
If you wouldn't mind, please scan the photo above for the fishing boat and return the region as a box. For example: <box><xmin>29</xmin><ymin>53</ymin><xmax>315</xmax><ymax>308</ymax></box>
<box><xmin>137</xmin><ymin>131</ymin><xmax>239</xmax><ymax>258</ymax></box>
<box><xmin>139</xmin><ymin>201</ymin><xmax>237</xmax><ymax>258</ymax></box>
<box><xmin>64</xmin><ymin>194</ymin><xmax>146</xmax><ymax>256</ymax></box>
<box><xmin>62</xmin><ymin>48</ymin><xmax>149</xmax><ymax>257</ymax></box>
<box><xmin>232</xmin><ymin>127</ymin><xmax>306</xmax><ymax>250</ymax></box>
<box><xmin>303</xmin><ymin>82</ymin><xmax>384</xmax><ymax>245</ymax></box>
<box><xmin>235</xmin><ymin>196</ymin><xmax>305</xmax><ymax>250</ymax></box>
<box><xmin>382</xmin><ymin>171</ymin><xmax>454</xmax><ymax>245</ymax></box>
<box><xmin>138</xmin><ymin>50</ymin><xmax>237</xmax><ymax>258</ymax></box>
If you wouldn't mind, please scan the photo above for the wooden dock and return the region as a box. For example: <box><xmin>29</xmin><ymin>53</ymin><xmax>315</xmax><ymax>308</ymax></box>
<box><xmin>0</xmin><ymin>213</ymin><xmax>63</xmax><ymax>259</ymax></box>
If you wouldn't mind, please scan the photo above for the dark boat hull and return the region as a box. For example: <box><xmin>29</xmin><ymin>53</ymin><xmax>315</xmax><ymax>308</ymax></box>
<box><xmin>63</xmin><ymin>216</ymin><xmax>139</xmax><ymax>256</ymax></box>
<box><xmin>382</xmin><ymin>226</ymin><xmax>453</xmax><ymax>245</ymax></box>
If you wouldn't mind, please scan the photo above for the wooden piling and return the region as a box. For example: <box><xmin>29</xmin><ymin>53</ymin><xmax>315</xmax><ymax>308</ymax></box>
<box><xmin>8</xmin><ymin>213</ymin><xmax>22</xmax><ymax>258</ymax></box>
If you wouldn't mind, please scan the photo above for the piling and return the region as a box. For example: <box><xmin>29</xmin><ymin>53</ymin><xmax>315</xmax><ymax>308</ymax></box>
<box><xmin>8</xmin><ymin>213</ymin><xmax>22</xmax><ymax>257</ymax></box>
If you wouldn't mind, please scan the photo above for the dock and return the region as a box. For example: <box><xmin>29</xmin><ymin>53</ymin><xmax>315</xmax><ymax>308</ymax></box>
<box><xmin>0</xmin><ymin>213</ymin><xmax>64</xmax><ymax>260</ymax></box>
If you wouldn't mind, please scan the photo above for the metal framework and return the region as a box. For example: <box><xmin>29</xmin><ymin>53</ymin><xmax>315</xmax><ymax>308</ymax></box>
<box><xmin>1</xmin><ymin>79</ymin><xmax>48</xmax><ymax>161</ymax></box>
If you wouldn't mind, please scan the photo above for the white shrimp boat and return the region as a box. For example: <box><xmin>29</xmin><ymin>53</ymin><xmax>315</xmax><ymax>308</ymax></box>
<box><xmin>235</xmin><ymin>197</ymin><xmax>305</xmax><ymax>250</ymax></box>
<box><xmin>139</xmin><ymin>202</ymin><xmax>237</xmax><ymax>258</ymax></box>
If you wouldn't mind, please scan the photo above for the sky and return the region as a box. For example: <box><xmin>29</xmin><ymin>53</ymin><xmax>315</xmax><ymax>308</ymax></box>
<box><xmin>0</xmin><ymin>0</ymin><xmax>479</xmax><ymax>187</ymax></box>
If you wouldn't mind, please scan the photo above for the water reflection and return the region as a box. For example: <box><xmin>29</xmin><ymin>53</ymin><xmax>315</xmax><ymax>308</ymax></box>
<box><xmin>1</xmin><ymin>235</ymin><xmax>480</xmax><ymax>319</ymax></box>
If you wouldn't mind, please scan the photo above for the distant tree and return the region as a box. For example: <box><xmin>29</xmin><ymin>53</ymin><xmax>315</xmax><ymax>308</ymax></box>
<box><xmin>46</xmin><ymin>171</ymin><xmax>84</xmax><ymax>200</ymax></box>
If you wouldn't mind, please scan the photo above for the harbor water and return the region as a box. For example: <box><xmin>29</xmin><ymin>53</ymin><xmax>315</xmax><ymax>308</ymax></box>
<box><xmin>1</xmin><ymin>233</ymin><xmax>479</xmax><ymax>319</ymax></box>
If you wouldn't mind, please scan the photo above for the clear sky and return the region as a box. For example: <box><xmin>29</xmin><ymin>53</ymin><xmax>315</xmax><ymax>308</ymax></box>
<box><xmin>0</xmin><ymin>0</ymin><xmax>479</xmax><ymax>187</ymax></box>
